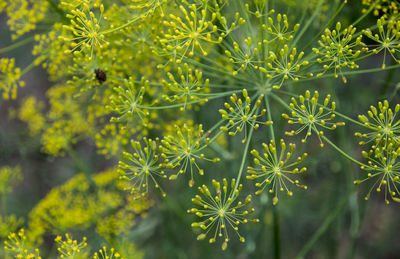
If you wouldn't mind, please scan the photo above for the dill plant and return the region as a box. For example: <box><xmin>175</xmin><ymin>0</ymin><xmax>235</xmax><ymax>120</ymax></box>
<box><xmin>0</xmin><ymin>0</ymin><xmax>400</xmax><ymax>258</ymax></box>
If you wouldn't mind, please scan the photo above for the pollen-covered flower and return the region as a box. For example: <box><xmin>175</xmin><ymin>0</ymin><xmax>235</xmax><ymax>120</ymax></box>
<box><xmin>55</xmin><ymin>234</ymin><xmax>88</xmax><ymax>258</ymax></box>
<box><xmin>259</xmin><ymin>45</ymin><xmax>310</xmax><ymax>88</ymax></box>
<box><xmin>108</xmin><ymin>79</ymin><xmax>150</xmax><ymax>125</ymax></box>
<box><xmin>219</xmin><ymin>89</ymin><xmax>272</xmax><ymax>143</ymax></box>
<box><xmin>0</xmin><ymin>58</ymin><xmax>25</xmax><ymax>100</ymax></box>
<box><xmin>282</xmin><ymin>90</ymin><xmax>345</xmax><ymax>146</ymax></box>
<box><xmin>312</xmin><ymin>22</ymin><xmax>364</xmax><ymax>80</ymax></box>
<box><xmin>118</xmin><ymin>137</ymin><xmax>167</xmax><ymax>197</ymax></box>
<box><xmin>355</xmin><ymin>100</ymin><xmax>400</xmax><ymax>146</ymax></box>
<box><xmin>264</xmin><ymin>12</ymin><xmax>300</xmax><ymax>42</ymax></box>
<box><xmin>161</xmin><ymin>63</ymin><xmax>210</xmax><ymax>108</ymax></box>
<box><xmin>160</xmin><ymin>4</ymin><xmax>226</xmax><ymax>62</ymax></box>
<box><xmin>363</xmin><ymin>17</ymin><xmax>400</xmax><ymax>69</ymax></box>
<box><xmin>354</xmin><ymin>139</ymin><xmax>400</xmax><ymax>204</ymax></box>
<box><xmin>62</xmin><ymin>3</ymin><xmax>109</xmax><ymax>56</ymax></box>
<box><xmin>247</xmin><ymin>139</ymin><xmax>307</xmax><ymax>205</ymax></box>
<box><xmin>188</xmin><ymin>178</ymin><xmax>258</xmax><ymax>250</ymax></box>
<box><xmin>161</xmin><ymin>123</ymin><xmax>219</xmax><ymax>187</ymax></box>
<box><xmin>4</xmin><ymin>229</ymin><xmax>42</xmax><ymax>259</ymax></box>
<box><xmin>224</xmin><ymin>37</ymin><xmax>262</xmax><ymax>75</ymax></box>
<box><xmin>93</xmin><ymin>246</ymin><xmax>121</xmax><ymax>259</ymax></box>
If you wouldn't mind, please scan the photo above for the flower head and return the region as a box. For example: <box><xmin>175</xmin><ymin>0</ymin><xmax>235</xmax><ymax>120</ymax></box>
<box><xmin>354</xmin><ymin>139</ymin><xmax>400</xmax><ymax>204</ymax></box>
<box><xmin>356</xmin><ymin>100</ymin><xmax>400</xmax><ymax>146</ymax></box>
<box><xmin>219</xmin><ymin>89</ymin><xmax>272</xmax><ymax>143</ymax></box>
<box><xmin>93</xmin><ymin>246</ymin><xmax>121</xmax><ymax>259</ymax></box>
<box><xmin>282</xmin><ymin>90</ymin><xmax>345</xmax><ymax>146</ymax></box>
<box><xmin>62</xmin><ymin>3</ymin><xmax>109</xmax><ymax>57</ymax></box>
<box><xmin>188</xmin><ymin>178</ymin><xmax>258</xmax><ymax>250</ymax></box>
<box><xmin>161</xmin><ymin>123</ymin><xmax>219</xmax><ymax>187</ymax></box>
<box><xmin>0</xmin><ymin>58</ymin><xmax>25</xmax><ymax>100</ymax></box>
<box><xmin>118</xmin><ymin>137</ymin><xmax>167</xmax><ymax>197</ymax></box>
<box><xmin>313</xmin><ymin>22</ymin><xmax>364</xmax><ymax>80</ymax></box>
<box><xmin>55</xmin><ymin>234</ymin><xmax>88</xmax><ymax>258</ymax></box>
<box><xmin>363</xmin><ymin>17</ymin><xmax>400</xmax><ymax>69</ymax></box>
<box><xmin>247</xmin><ymin>139</ymin><xmax>307</xmax><ymax>205</ymax></box>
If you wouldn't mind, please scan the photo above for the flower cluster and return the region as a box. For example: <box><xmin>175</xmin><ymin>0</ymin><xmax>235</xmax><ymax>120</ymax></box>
<box><xmin>355</xmin><ymin>100</ymin><xmax>400</xmax><ymax>146</ymax></box>
<box><xmin>247</xmin><ymin>139</ymin><xmax>308</xmax><ymax>205</ymax></box>
<box><xmin>161</xmin><ymin>63</ymin><xmax>210</xmax><ymax>108</ymax></box>
<box><xmin>62</xmin><ymin>3</ymin><xmax>109</xmax><ymax>56</ymax></box>
<box><xmin>0</xmin><ymin>58</ymin><xmax>25</xmax><ymax>100</ymax></box>
<box><xmin>259</xmin><ymin>45</ymin><xmax>310</xmax><ymax>88</ymax></box>
<box><xmin>119</xmin><ymin>137</ymin><xmax>167</xmax><ymax>197</ymax></box>
<box><xmin>282</xmin><ymin>90</ymin><xmax>345</xmax><ymax>146</ymax></box>
<box><xmin>188</xmin><ymin>178</ymin><xmax>258</xmax><ymax>250</ymax></box>
<box><xmin>363</xmin><ymin>17</ymin><xmax>400</xmax><ymax>68</ymax></box>
<box><xmin>4</xmin><ymin>229</ymin><xmax>42</xmax><ymax>259</ymax></box>
<box><xmin>313</xmin><ymin>22</ymin><xmax>364</xmax><ymax>79</ymax></box>
<box><xmin>55</xmin><ymin>234</ymin><xmax>88</xmax><ymax>258</ymax></box>
<box><xmin>93</xmin><ymin>247</ymin><xmax>122</xmax><ymax>259</ymax></box>
<box><xmin>354</xmin><ymin>139</ymin><xmax>400</xmax><ymax>204</ymax></box>
<box><xmin>161</xmin><ymin>123</ymin><xmax>219</xmax><ymax>187</ymax></box>
<box><xmin>219</xmin><ymin>89</ymin><xmax>272</xmax><ymax>142</ymax></box>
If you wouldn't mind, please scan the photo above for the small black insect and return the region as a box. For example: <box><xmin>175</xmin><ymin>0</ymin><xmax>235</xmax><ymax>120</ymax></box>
<box><xmin>94</xmin><ymin>68</ymin><xmax>107</xmax><ymax>83</ymax></box>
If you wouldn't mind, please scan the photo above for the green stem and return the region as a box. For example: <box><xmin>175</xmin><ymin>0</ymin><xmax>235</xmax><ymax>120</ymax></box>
<box><xmin>21</xmin><ymin>61</ymin><xmax>37</xmax><ymax>76</ymax></box>
<box><xmin>265</xmin><ymin>94</ymin><xmax>280</xmax><ymax>259</ymax></box>
<box><xmin>138</xmin><ymin>90</ymin><xmax>241</xmax><ymax>110</ymax></box>
<box><xmin>321</xmin><ymin>135</ymin><xmax>366</xmax><ymax>167</ymax></box>
<box><xmin>273</xmin><ymin>205</ymin><xmax>281</xmax><ymax>259</ymax></box>
<box><xmin>264</xmin><ymin>94</ymin><xmax>275</xmax><ymax>141</ymax></box>
<box><xmin>0</xmin><ymin>37</ymin><xmax>35</xmax><ymax>54</ymax></box>
<box><xmin>294</xmin><ymin>191</ymin><xmax>352</xmax><ymax>259</ymax></box>
<box><xmin>291</xmin><ymin>0</ymin><xmax>324</xmax><ymax>49</ymax></box>
<box><xmin>232</xmin><ymin>125</ymin><xmax>254</xmax><ymax>194</ymax></box>
<box><xmin>102</xmin><ymin>13</ymin><xmax>147</xmax><ymax>35</ymax></box>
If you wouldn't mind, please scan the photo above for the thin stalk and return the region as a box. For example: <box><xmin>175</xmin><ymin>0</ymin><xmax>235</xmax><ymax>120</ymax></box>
<box><xmin>291</xmin><ymin>0</ymin><xmax>324</xmax><ymax>49</ymax></box>
<box><xmin>138</xmin><ymin>90</ymin><xmax>242</xmax><ymax>110</ymax></box>
<box><xmin>232</xmin><ymin>126</ymin><xmax>254</xmax><ymax>194</ymax></box>
<box><xmin>265</xmin><ymin>94</ymin><xmax>280</xmax><ymax>259</ymax></box>
<box><xmin>321</xmin><ymin>135</ymin><xmax>367</xmax><ymax>168</ymax></box>
<box><xmin>294</xmin><ymin>191</ymin><xmax>352</xmax><ymax>259</ymax></box>
<box><xmin>102</xmin><ymin>13</ymin><xmax>147</xmax><ymax>35</ymax></box>
<box><xmin>21</xmin><ymin>61</ymin><xmax>37</xmax><ymax>76</ymax></box>
<box><xmin>0</xmin><ymin>37</ymin><xmax>35</xmax><ymax>54</ymax></box>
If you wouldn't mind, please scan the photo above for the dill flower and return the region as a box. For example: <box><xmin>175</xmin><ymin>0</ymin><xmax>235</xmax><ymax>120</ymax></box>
<box><xmin>160</xmin><ymin>3</ymin><xmax>227</xmax><ymax>62</ymax></box>
<box><xmin>264</xmin><ymin>12</ymin><xmax>300</xmax><ymax>42</ymax></box>
<box><xmin>118</xmin><ymin>137</ymin><xmax>167</xmax><ymax>197</ymax></box>
<box><xmin>282</xmin><ymin>90</ymin><xmax>345</xmax><ymax>146</ymax></box>
<box><xmin>188</xmin><ymin>178</ymin><xmax>258</xmax><ymax>250</ymax></box>
<box><xmin>355</xmin><ymin>100</ymin><xmax>400</xmax><ymax>146</ymax></box>
<box><xmin>18</xmin><ymin>97</ymin><xmax>45</xmax><ymax>136</ymax></box>
<box><xmin>161</xmin><ymin>63</ymin><xmax>210</xmax><ymax>108</ymax></box>
<box><xmin>224</xmin><ymin>37</ymin><xmax>262</xmax><ymax>75</ymax></box>
<box><xmin>354</xmin><ymin>139</ymin><xmax>400</xmax><ymax>204</ymax></box>
<box><xmin>219</xmin><ymin>89</ymin><xmax>272</xmax><ymax>143</ymax></box>
<box><xmin>0</xmin><ymin>58</ymin><xmax>25</xmax><ymax>100</ymax></box>
<box><xmin>4</xmin><ymin>229</ymin><xmax>41</xmax><ymax>259</ymax></box>
<box><xmin>259</xmin><ymin>45</ymin><xmax>310</xmax><ymax>88</ymax></box>
<box><xmin>93</xmin><ymin>247</ymin><xmax>122</xmax><ymax>259</ymax></box>
<box><xmin>62</xmin><ymin>3</ymin><xmax>109</xmax><ymax>57</ymax></box>
<box><xmin>247</xmin><ymin>139</ymin><xmax>308</xmax><ymax>205</ymax></box>
<box><xmin>363</xmin><ymin>17</ymin><xmax>400</xmax><ymax>69</ymax></box>
<box><xmin>161</xmin><ymin>123</ymin><xmax>219</xmax><ymax>187</ymax></box>
<box><xmin>95</xmin><ymin>124</ymin><xmax>135</xmax><ymax>158</ymax></box>
<box><xmin>312</xmin><ymin>22</ymin><xmax>364</xmax><ymax>80</ymax></box>
<box><xmin>55</xmin><ymin>234</ymin><xmax>88</xmax><ymax>258</ymax></box>
<box><xmin>3</xmin><ymin>0</ymin><xmax>49</xmax><ymax>39</ymax></box>
<box><xmin>108</xmin><ymin>79</ymin><xmax>150</xmax><ymax>125</ymax></box>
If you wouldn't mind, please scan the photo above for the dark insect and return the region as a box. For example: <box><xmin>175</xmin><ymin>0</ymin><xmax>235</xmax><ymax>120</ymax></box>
<box><xmin>94</xmin><ymin>69</ymin><xmax>107</xmax><ymax>83</ymax></box>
